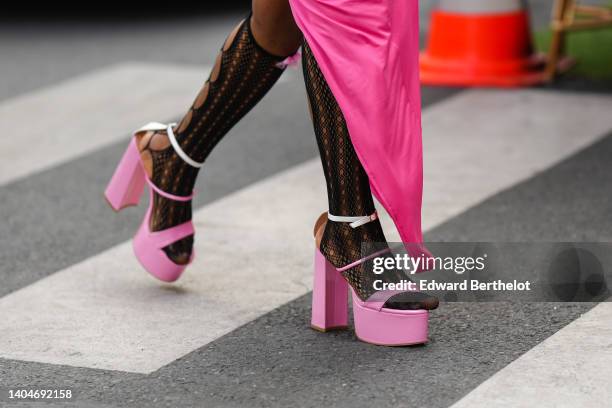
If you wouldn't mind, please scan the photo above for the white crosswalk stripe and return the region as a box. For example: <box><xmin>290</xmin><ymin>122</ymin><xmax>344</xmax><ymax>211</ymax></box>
<box><xmin>451</xmin><ymin>302</ymin><xmax>612</xmax><ymax>407</ymax></box>
<box><xmin>0</xmin><ymin>68</ymin><xmax>611</xmax><ymax>376</ymax></box>
<box><xmin>0</xmin><ymin>159</ymin><xmax>325</xmax><ymax>373</ymax></box>
<box><xmin>421</xmin><ymin>89</ymin><xmax>612</xmax><ymax>229</ymax></box>
<box><xmin>0</xmin><ymin>63</ymin><xmax>209</xmax><ymax>186</ymax></box>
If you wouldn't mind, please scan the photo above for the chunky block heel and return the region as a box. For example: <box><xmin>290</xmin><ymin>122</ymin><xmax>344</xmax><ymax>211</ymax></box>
<box><xmin>311</xmin><ymin>249</ymin><xmax>349</xmax><ymax>332</ymax></box>
<box><xmin>104</xmin><ymin>138</ymin><xmax>146</xmax><ymax>211</ymax></box>
<box><xmin>311</xmin><ymin>211</ymin><xmax>430</xmax><ymax>346</ymax></box>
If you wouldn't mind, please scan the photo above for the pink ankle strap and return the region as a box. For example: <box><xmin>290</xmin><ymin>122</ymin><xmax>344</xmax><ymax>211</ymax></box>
<box><xmin>336</xmin><ymin>248</ymin><xmax>392</xmax><ymax>273</ymax></box>
<box><xmin>145</xmin><ymin>177</ymin><xmax>194</xmax><ymax>202</ymax></box>
<box><xmin>148</xmin><ymin>220</ymin><xmax>196</xmax><ymax>249</ymax></box>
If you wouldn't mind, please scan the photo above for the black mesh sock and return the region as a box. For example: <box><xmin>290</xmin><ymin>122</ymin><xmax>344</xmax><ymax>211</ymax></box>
<box><xmin>143</xmin><ymin>16</ymin><xmax>292</xmax><ymax>264</ymax></box>
<box><xmin>302</xmin><ymin>41</ymin><xmax>438</xmax><ymax>310</ymax></box>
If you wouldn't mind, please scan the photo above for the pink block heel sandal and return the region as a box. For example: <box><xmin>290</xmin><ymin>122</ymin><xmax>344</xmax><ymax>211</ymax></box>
<box><xmin>311</xmin><ymin>212</ymin><xmax>429</xmax><ymax>346</ymax></box>
<box><xmin>104</xmin><ymin>122</ymin><xmax>204</xmax><ymax>282</ymax></box>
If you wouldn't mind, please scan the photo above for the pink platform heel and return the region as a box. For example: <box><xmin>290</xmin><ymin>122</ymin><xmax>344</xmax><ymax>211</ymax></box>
<box><xmin>105</xmin><ymin>122</ymin><xmax>204</xmax><ymax>282</ymax></box>
<box><xmin>311</xmin><ymin>212</ymin><xmax>429</xmax><ymax>346</ymax></box>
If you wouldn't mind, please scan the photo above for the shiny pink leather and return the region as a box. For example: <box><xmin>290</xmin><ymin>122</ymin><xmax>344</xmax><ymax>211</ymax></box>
<box><xmin>132</xmin><ymin>189</ymin><xmax>194</xmax><ymax>282</ymax></box>
<box><xmin>104</xmin><ymin>138</ymin><xmax>194</xmax><ymax>282</ymax></box>
<box><xmin>311</xmin><ymin>248</ymin><xmax>349</xmax><ymax>331</ymax></box>
<box><xmin>104</xmin><ymin>138</ymin><xmax>146</xmax><ymax>211</ymax></box>
<box><xmin>312</xmin><ymin>249</ymin><xmax>428</xmax><ymax>346</ymax></box>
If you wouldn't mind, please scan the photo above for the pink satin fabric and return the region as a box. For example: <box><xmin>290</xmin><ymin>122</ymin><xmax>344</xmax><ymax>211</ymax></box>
<box><xmin>289</xmin><ymin>0</ymin><xmax>424</xmax><ymax>245</ymax></box>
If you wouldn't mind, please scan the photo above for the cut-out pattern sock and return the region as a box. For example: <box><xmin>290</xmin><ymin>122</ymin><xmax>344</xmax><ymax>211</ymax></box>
<box><xmin>302</xmin><ymin>41</ymin><xmax>438</xmax><ymax>310</ymax></box>
<box><xmin>142</xmin><ymin>16</ymin><xmax>292</xmax><ymax>264</ymax></box>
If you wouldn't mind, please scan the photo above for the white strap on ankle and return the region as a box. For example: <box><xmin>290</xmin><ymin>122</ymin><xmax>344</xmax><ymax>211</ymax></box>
<box><xmin>135</xmin><ymin>122</ymin><xmax>167</xmax><ymax>133</ymax></box>
<box><xmin>166</xmin><ymin>123</ymin><xmax>205</xmax><ymax>168</ymax></box>
<box><xmin>135</xmin><ymin>121</ymin><xmax>205</xmax><ymax>169</ymax></box>
<box><xmin>327</xmin><ymin>211</ymin><xmax>378</xmax><ymax>228</ymax></box>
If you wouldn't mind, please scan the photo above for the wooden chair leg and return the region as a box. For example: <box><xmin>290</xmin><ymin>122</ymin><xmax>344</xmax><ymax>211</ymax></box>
<box><xmin>545</xmin><ymin>29</ymin><xmax>565</xmax><ymax>81</ymax></box>
<box><xmin>545</xmin><ymin>0</ymin><xmax>571</xmax><ymax>81</ymax></box>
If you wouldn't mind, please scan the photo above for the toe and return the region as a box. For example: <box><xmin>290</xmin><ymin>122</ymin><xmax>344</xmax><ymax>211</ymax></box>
<box><xmin>420</xmin><ymin>295</ymin><xmax>439</xmax><ymax>310</ymax></box>
<box><xmin>169</xmin><ymin>251</ymin><xmax>191</xmax><ymax>265</ymax></box>
<box><xmin>383</xmin><ymin>292</ymin><xmax>439</xmax><ymax>310</ymax></box>
<box><xmin>162</xmin><ymin>236</ymin><xmax>194</xmax><ymax>265</ymax></box>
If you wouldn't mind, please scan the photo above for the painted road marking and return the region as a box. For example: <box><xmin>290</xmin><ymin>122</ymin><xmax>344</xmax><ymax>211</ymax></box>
<box><xmin>0</xmin><ymin>89</ymin><xmax>611</xmax><ymax>373</ymax></box>
<box><xmin>451</xmin><ymin>302</ymin><xmax>612</xmax><ymax>407</ymax></box>
<box><xmin>0</xmin><ymin>63</ymin><xmax>209</xmax><ymax>186</ymax></box>
<box><xmin>420</xmin><ymin>89</ymin><xmax>612</xmax><ymax>230</ymax></box>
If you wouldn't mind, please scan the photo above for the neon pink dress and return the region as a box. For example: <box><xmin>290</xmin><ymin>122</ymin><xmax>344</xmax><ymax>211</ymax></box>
<box><xmin>289</xmin><ymin>0</ymin><xmax>424</xmax><ymax>245</ymax></box>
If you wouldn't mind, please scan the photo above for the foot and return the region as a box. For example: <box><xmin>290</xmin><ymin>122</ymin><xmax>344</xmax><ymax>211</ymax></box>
<box><xmin>135</xmin><ymin>129</ymin><xmax>197</xmax><ymax>265</ymax></box>
<box><xmin>316</xmin><ymin>214</ymin><xmax>439</xmax><ymax>311</ymax></box>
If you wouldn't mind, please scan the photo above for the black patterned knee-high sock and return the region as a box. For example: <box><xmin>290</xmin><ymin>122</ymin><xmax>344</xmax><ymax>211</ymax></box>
<box><xmin>302</xmin><ymin>41</ymin><xmax>438</xmax><ymax>310</ymax></box>
<box><xmin>144</xmin><ymin>16</ymin><xmax>293</xmax><ymax>263</ymax></box>
<box><xmin>302</xmin><ymin>40</ymin><xmax>388</xmax><ymax>300</ymax></box>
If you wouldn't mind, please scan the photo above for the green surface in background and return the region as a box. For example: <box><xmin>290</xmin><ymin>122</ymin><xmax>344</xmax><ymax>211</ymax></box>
<box><xmin>534</xmin><ymin>26</ymin><xmax>612</xmax><ymax>80</ymax></box>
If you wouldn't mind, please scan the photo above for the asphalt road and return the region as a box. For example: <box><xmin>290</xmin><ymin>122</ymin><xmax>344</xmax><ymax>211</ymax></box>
<box><xmin>1</xmin><ymin>3</ymin><xmax>611</xmax><ymax>408</ymax></box>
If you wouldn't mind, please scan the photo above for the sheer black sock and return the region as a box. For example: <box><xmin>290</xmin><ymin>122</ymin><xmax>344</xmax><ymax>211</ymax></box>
<box><xmin>302</xmin><ymin>41</ymin><xmax>385</xmax><ymax>298</ymax></box>
<box><xmin>145</xmin><ymin>16</ymin><xmax>291</xmax><ymax>263</ymax></box>
<box><xmin>302</xmin><ymin>41</ymin><xmax>437</xmax><ymax>310</ymax></box>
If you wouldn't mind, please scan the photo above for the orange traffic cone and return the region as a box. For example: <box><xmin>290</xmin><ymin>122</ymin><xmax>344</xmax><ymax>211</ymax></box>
<box><xmin>420</xmin><ymin>0</ymin><xmax>547</xmax><ymax>87</ymax></box>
